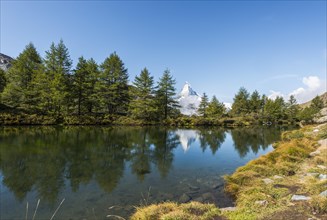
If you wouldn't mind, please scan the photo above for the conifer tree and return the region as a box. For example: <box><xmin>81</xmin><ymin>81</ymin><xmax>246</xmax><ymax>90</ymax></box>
<box><xmin>310</xmin><ymin>95</ymin><xmax>324</xmax><ymax>112</ymax></box>
<box><xmin>98</xmin><ymin>52</ymin><xmax>129</xmax><ymax>114</ymax></box>
<box><xmin>129</xmin><ymin>68</ymin><xmax>157</xmax><ymax>120</ymax></box>
<box><xmin>207</xmin><ymin>95</ymin><xmax>226</xmax><ymax>118</ymax></box>
<box><xmin>249</xmin><ymin>90</ymin><xmax>261</xmax><ymax>114</ymax></box>
<box><xmin>72</xmin><ymin>56</ymin><xmax>88</xmax><ymax>115</ymax></box>
<box><xmin>198</xmin><ymin>93</ymin><xmax>209</xmax><ymax>117</ymax></box>
<box><xmin>0</xmin><ymin>69</ymin><xmax>6</xmax><ymax>94</ymax></box>
<box><xmin>231</xmin><ymin>87</ymin><xmax>250</xmax><ymax>116</ymax></box>
<box><xmin>286</xmin><ymin>95</ymin><xmax>299</xmax><ymax>121</ymax></box>
<box><xmin>44</xmin><ymin>40</ymin><xmax>72</xmax><ymax>115</ymax></box>
<box><xmin>156</xmin><ymin>69</ymin><xmax>179</xmax><ymax>120</ymax></box>
<box><xmin>1</xmin><ymin>43</ymin><xmax>43</xmax><ymax>109</ymax></box>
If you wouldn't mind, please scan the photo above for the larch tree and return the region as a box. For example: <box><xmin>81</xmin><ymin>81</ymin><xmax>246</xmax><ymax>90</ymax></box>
<box><xmin>129</xmin><ymin>68</ymin><xmax>157</xmax><ymax>120</ymax></box>
<box><xmin>155</xmin><ymin>69</ymin><xmax>180</xmax><ymax>120</ymax></box>
<box><xmin>98</xmin><ymin>52</ymin><xmax>129</xmax><ymax>114</ymax></box>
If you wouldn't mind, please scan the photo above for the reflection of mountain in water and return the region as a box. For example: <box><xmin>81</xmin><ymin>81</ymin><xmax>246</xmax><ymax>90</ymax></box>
<box><xmin>175</xmin><ymin>129</ymin><xmax>198</xmax><ymax>152</ymax></box>
<box><xmin>0</xmin><ymin>126</ymin><xmax>286</xmax><ymax>204</ymax></box>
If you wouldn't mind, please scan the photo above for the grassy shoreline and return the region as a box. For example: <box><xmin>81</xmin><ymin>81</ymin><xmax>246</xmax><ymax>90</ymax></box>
<box><xmin>131</xmin><ymin>123</ymin><xmax>327</xmax><ymax>219</ymax></box>
<box><xmin>0</xmin><ymin>112</ymin><xmax>298</xmax><ymax>127</ymax></box>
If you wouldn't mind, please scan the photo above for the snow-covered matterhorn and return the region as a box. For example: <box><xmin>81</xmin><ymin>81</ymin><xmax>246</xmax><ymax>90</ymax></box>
<box><xmin>178</xmin><ymin>82</ymin><xmax>202</xmax><ymax>115</ymax></box>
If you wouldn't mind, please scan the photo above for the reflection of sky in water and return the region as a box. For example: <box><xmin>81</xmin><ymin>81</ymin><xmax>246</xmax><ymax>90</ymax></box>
<box><xmin>0</xmin><ymin>126</ymin><xmax>285</xmax><ymax>219</ymax></box>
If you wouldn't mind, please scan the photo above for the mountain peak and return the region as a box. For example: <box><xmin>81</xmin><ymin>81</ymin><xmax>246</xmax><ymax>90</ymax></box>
<box><xmin>180</xmin><ymin>82</ymin><xmax>199</xmax><ymax>97</ymax></box>
<box><xmin>0</xmin><ymin>53</ymin><xmax>14</xmax><ymax>71</ymax></box>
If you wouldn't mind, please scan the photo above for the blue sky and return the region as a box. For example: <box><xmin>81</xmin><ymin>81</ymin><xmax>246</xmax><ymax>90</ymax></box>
<box><xmin>1</xmin><ymin>1</ymin><xmax>326</xmax><ymax>103</ymax></box>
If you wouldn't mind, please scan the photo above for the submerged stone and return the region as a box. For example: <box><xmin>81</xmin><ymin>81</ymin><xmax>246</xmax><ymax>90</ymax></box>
<box><xmin>179</xmin><ymin>193</ymin><xmax>191</xmax><ymax>203</ymax></box>
<box><xmin>212</xmin><ymin>183</ymin><xmax>223</xmax><ymax>189</ymax></box>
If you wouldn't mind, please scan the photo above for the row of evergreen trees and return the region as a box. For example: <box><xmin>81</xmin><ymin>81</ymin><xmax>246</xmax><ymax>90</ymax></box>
<box><xmin>0</xmin><ymin>40</ymin><xmax>324</xmax><ymax>123</ymax></box>
<box><xmin>0</xmin><ymin>41</ymin><xmax>180</xmax><ymax>121</ymax></box>
<box><xmin>196</xmin><ymin>86</ymin><xmax>324</xmax><ymax>122</ymax></box>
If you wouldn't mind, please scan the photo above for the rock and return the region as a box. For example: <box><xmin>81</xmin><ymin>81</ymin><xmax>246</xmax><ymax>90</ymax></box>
<box><xmin>193</xmin><ymin>197</ymin><xmax>204</xmax><ymax>203</ymax></box>
<box><xmin>201</xmin><ymin>192</ymin><xmax>214</xmax><ymax>201</ymax></box>
<box><xmin>179</xmin><ymin>193</ymin><xmax>191</xmax><ymax>203</ymax></box>
<box><xmin>255</xmin><ymin>200</ymin><xmax>268</xmax><ymax>206</ymax></box>
<box><xmin>212</xmin><ymin>183</ymin><xmax>223</xmax><ymax>189</ymax></box>
<box><xmin>317</xmin><ymin>165</ymin><xmax>327</xmax><ymax>169</ymax></box>
<box><xmin>313</xmin><ymin>129</ymin><xmax>319</xmax><ymax>132</ymax></box>
<box><xmin>291</xmin><ymin>195</ymin><xmax>311</xmax><ymax>201</ymax></box>
<box><xmin>187</xmin><ymin>184</ymin><xmax>200</xmax><ymax>191</ymax></box>
<box><xmin>220</xmin><ymin>207</ymin><xmax>237</xmax><ymax>211</ymax></box>
<box><xmin>273</xmin><ymin>175</ymin><xmax>283</xmax><ymax>179</ymax></box>
<box><xmin>262</xmin><ymin>178</ymin><xmax>273</xmax><ymax>184</ymax></box>
<box><xmin>306</xmin><ymin>172</ymin><xmax>319</xmax><ymax>177</ymax></box>
<box><xmin>318</xmin><ymin>174</ymin><xmax>327</xmax><ymax>180</ymax></box>
<box><xmin>309</xmin><ymin>150</ymin><xmax>321</xmax><ymax>157</ymax></box>
<box><xmin>319</xmin><ymin>190</ymin><xmax>327</xmax><ymax>197</ymax></box>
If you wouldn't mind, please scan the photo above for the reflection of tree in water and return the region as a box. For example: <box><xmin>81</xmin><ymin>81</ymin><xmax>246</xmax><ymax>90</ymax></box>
<box><xmin>0</xmin><ymin>126</ymin><xmax>179</xmax><ymax>203</ymax></box>
<box><xmin>150</xmin><ymin>128</ymin><xmax>180</xmax><ymax>178</ymax></box>
<box><xmin>230</xmin><ymin>126</ymin><xmax>284</xmax><ymax>158</ymax></box>
<box><xmin>130</xmin><ymin>128</ymin><xmax>153</xmax><ymax>181</ymax></box>
<box><xmin>198</xmin><ymin>128</ymin><xmax>226</xmax><ymax>154</ymax></box>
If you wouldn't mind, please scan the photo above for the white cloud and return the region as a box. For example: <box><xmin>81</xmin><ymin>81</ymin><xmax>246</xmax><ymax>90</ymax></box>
<box><xmin>268</xmin><ymin>75</ymin><xmax>326</xmax><ymax>103</ymax></box>
<box><xmin>302</xmin><ymin>76</ymin><xmax>320</xmax><ymax>91</ymax></box>
<box><xmin>268</xmin><ymin>90</ymin><xmax>285</xmax><ymax>100</ymax></box>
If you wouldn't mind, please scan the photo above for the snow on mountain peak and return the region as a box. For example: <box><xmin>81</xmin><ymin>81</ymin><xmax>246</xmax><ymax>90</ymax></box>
<box><xmin>178</xmin><ymin>82</ymin><xmax>201</xmax><ymax>115</ymax></box>
<box><xmin>180</xmin><ymin>82</ymin><xmax>199</xmax><ymax>97</ymax></box>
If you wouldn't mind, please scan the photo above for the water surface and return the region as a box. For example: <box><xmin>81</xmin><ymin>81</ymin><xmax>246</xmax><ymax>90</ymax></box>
<box><xmin>0</xmin><ymin>126</ymin><xmax>287</xmax><ymax>219</ymax></box>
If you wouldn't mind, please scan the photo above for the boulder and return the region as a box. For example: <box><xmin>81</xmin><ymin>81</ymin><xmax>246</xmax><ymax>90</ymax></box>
<box><xmin>309</xmin><ymin>150</ymin><xmax>321</xmax><ymax>157</ymax></box>
<box><xmin>220</xmin><ymin>207</ymin><xmax>237</xmax><ymax>211</ymax></box>
<box><xmin>262</xmin><ymin>178</ymin><xmax>273</xmax><ymax>184</ymax></box>
<box><xmin>319</xmin><ymin>190</ymin><xmax>327</xmax><ymax>197</ymax></box>
<box><xmin>317</xmin><ymin>165</ymin><xmax>327</xmax><ymax>170</ymax></box>
<box><xmin>273</xmin><ymin>175</ymin><xmax>284</xmax><ymax>179</ymax></box>
<box><xmin>255</xmin><ymin>200</ymin><xmax>268</xmax><ymax>206</ymax></box>
<box><xmin>291</xmin><ymin>195</ymin><xmax>311</xmax><ymax>201</ymax></box>
<box><xmin>318</xmin><ymin>174</ymin><xmax>327</xmax><ymax>180</ymax></box>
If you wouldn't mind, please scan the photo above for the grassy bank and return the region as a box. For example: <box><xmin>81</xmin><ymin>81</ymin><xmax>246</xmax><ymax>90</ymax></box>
<box><xmin>131</xmin><ymin>124</ymin><xmax>327</xmax><ymax>219</ymax></box>
<box><xmin>223</xmin><ymin>123</ymin><xmax>327</xmax><ymax>219</ymax></box>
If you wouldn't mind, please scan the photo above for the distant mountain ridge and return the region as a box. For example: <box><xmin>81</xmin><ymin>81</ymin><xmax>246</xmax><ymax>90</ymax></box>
<box><xmin>299</xmin><ymin>92</ymin><xmax>327</xmax><ymax>108</ymax></box>
<box><xmin>0</xmin><ymin>53</ymin><xmax>14</xmax><ymax>71</ymax></box>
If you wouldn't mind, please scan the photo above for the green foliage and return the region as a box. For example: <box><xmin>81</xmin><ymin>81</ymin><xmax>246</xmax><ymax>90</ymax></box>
<box><xmin>264</xmin><ymin>96</ymin><xmax>286</xmax><ymax>121</ymax></box>
<box><xmin>285</xmin><ymin>95</ymin><xmax>299</xmax><ymax>121</ymax></box>
<box><xmin>1</xmin><ymin>43</ymin><xmax>43</xmax><ymax>109</ymax></box>
<box><xmin>206</xmin><ymin>95</ymin><xmax>226</xmax><ymax>118</ymax></box>
<box><xmin>43</xmin><ymin>39</ymin><xmax>73</xmax><ymax>115</ymax></box>
<box><xmin>129</xmin><ymin>68</ymin><xmax>157</xmax><ymax>120</ymax></box>
<box><xmin>97</xmin><ymin>52</ymin><xmax>129</xmax><ymax>114</ymax></box>
<box><xmin>232</xmin><ymin>87</ymin><xmax>250</xmax><ymax>116</ymax></box>
<box><xmin>249</xmin><ymin>90</ymin><xmax>262</xmax><ymax>114</ymax></box>
<box><xmin>155</xmin><ymin>69</ymin><xmax>180</xmax><ymax>120</ymax></box>
<box><xmin>71</xmin><ymin>57</ymin><xmax>99</xmax><ymax>115</ymax></box>
<box><xmin>198</xmin><ymin>93</ymin><xmax>209</xmax><ymax>117</ymax></box>
<box><xmin>310</xmin><ymin>95</ymin><xmax>324</xmax><ymax>111</ymax></box>
<box><xmin>0</xmin><ymin>68</ymin><xmax>6</xmax><ymax>93</ymax></box>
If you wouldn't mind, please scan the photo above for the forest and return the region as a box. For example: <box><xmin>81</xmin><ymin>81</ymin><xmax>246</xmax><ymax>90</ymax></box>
<box><xmin>0</xmin><ymin>41</ymin><xmax>324</xmax><ymax>125</ymax></box>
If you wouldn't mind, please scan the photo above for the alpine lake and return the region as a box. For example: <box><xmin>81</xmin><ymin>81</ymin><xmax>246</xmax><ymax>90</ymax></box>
<box><xmin>0</xmin><ymin>126</ymin><xmax>291</xmax><ymax>219</ymax></box>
